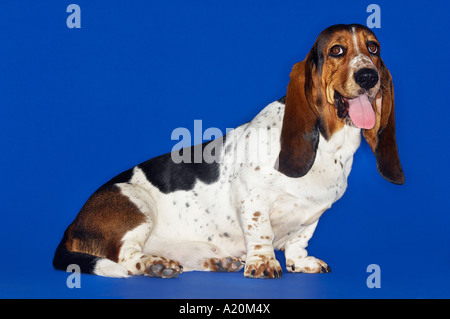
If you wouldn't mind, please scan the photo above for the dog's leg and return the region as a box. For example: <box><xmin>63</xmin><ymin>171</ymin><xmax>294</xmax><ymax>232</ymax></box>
<box><xmin>116</xmin><ymin>222</ymin><xmax>182</xmax><ymax>278</ymax></box>
<box><xmin>117</xmin><ymin>184</ymin><xmax>183</xmax><ymax>278</ymax></box>
<box><xmin>284</xmin><ymin>221</ymin><xmax>331</xmax><ymax>273</ymax></box>
<box><xmin>238</xmin><ymin>202</ymin><xmax>282</xmax><ymax>279</ymax></box>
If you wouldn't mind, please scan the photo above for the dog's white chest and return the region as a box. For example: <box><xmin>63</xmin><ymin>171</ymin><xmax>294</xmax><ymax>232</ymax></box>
<box><xmin>268</xmin><ymin>125</ymin><xmax>361</xmax><ymax>247</ymax></box>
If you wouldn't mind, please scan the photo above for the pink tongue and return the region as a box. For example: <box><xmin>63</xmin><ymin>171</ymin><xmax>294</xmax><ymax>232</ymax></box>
<box><xmin>347</xmin><ymin>95</ymin><xmax>375</xmax><ymax>129</ymax></box>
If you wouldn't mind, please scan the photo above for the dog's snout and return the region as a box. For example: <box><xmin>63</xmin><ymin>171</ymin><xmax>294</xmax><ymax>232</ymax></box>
<box><xmin>354</xmin><ymin>68</ymin><xmax>379</xmax><ymax>90</ymax></box>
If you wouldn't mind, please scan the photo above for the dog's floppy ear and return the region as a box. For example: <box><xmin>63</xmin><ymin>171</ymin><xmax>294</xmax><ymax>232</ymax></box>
<box><xmin>277</xmin><ymin>53</ymin><xmax>320</xmax><ymax>178</ymax></box>
<box><xmin>363</xmin><ymin>60</ymin><xmax>405</xmax><ymax>184</ymax></box>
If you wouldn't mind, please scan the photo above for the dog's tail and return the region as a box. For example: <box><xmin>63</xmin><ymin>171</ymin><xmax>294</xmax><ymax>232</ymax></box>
<box><xmin>52</xmin><ymin>232</ymin><xmax>129</xmax><ymax>278</ymax></box>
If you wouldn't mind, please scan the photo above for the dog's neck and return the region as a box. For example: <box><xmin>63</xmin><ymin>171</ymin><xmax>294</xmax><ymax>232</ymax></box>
<box><xmin>318</xmin><ymin>124</ymin><xmax>361</xmax><ymax>157</ymax></box>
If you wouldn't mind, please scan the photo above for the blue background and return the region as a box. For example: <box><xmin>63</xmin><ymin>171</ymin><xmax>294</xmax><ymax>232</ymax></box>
<box><xmin>0</xmin><ymin>0</ymin><xmax>449</xmax><ymax>298</ymax></box>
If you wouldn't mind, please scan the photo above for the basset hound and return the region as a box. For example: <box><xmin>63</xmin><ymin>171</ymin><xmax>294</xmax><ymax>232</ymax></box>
<box><xmin>53</xmin><ymin>24</ymin><xmax>404</xmax><ymax>279</ymax></box>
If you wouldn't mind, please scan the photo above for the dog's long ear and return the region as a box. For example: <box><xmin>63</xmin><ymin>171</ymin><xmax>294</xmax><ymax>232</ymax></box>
<box><xmin>277</xmin><ymin>54</ymin><xmax>320</xmax><ymax>178</ymax></box>
<box><xmin>363</xmin><ymin>60</ymin><xmax>404</xmax><ymax>184</ymax></box>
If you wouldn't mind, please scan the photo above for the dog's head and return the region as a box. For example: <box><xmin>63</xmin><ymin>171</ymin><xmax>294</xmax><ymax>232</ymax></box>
<box><xmin>278</xmin><ymin>24</ymin><xmax>404</xmax><ymax>184</ymax></box>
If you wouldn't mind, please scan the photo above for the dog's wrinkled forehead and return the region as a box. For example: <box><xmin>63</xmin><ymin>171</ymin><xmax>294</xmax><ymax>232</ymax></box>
<box><xmin>309</xmin><ymin>24</ymin><xmax>377</xmax><ymax>74</ymax></box>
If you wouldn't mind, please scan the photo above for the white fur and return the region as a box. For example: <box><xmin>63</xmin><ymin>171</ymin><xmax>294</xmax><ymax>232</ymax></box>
<box><xmin>350</xmin><ymin>26</ymin><xmax>376</xmax><ymax>76</ymax></box>
<box><xmin>111</xmin><ymin>100</ymin><xmax>361</xmax><ymax>275</ymax></box>
<box><xmin>350</xmin><ymin>54</ymin><xmax>375</xmax><ymax>71</ymax></box>
<box><xmin>352</xmin><ymin>26</ymin><xmax>360</xmax><ymax>54</ymax></box>
<box><xmin>94</xmin><ymin>258</ymin><xmax>129</xmax><ymax>278</ymax></box>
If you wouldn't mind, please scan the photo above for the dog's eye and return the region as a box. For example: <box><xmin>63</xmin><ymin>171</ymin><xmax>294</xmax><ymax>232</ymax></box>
<box><xmin>330</xmin><ymin>45</ymin><xmax>344</xmax><ymax>57</ymax></box>
<box><xmin>367</xmin><ymin>43</ymin><xmax>379</xmax><ymax>54</ymax></box>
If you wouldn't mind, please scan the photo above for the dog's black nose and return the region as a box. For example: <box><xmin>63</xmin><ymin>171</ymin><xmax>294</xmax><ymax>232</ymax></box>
<box><xmin>354</xmin><ymin>68</ymin><xmax>379</xmax><ymax>90</ymax></box>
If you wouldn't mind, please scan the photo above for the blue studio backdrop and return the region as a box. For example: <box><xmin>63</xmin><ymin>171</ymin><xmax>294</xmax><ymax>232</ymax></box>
<box><xmin>0</xmin><ymin>0</ymin><xmax>449</xmax><ymax>298</ymax></box>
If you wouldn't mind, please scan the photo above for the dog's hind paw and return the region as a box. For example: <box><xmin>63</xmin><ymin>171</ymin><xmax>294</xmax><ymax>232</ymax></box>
<box><xmin>203</xmin><ymin>256</ymin><xmax>244</xmax><ymax>272</ymax></box>
<box><xmin>143</xmin><ymin>256</ymin><xmax>183</xmax><ymax>278</ymax></box>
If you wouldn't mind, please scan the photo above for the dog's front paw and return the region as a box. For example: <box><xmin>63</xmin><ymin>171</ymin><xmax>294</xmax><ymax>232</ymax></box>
<box><xmin>286</xmin><ymin>256</ymin><xmax>331</xmax><ymax>273</ymax></box>
<box><xmin>244</xmin><ymin>256</ymin><xmax>282</xmax><ymax>279</ymax></box>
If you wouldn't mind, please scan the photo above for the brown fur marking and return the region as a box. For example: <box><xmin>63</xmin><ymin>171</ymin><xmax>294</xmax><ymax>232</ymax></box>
<box><xmin>64</xmin><ymin>185</ymin><xmax>146</xmax><ymax>262</ymax></box>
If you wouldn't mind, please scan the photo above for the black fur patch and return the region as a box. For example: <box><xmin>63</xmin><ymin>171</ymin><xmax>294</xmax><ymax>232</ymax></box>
<box><xmin>137</xmin><ymin>137</ymin><xmax>225</xmax><ymax>194</ymax></box>
<box><xmin>100</xmin><ymin>137</ymin><xmax>226</xmax><ymax>194</ymax></box>
<box><xmin>277</xmin><ymin>96</ymin><xmax>286</xmax><ymax>104</ymax></box>
<box><xmin>53</xmin><ymin>233</ymin><xmax>100</xmax><ymax>274</ymax></box>
<box><xmin>103</xmin><ymin>167</ymin><xmax>134</xmax><ymax>186</ymax></box>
